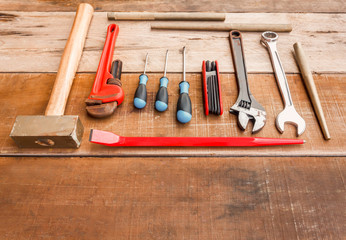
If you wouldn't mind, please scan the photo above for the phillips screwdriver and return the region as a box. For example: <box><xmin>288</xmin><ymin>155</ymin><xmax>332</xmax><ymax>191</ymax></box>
<box><xmin>155</xmin><ymin>50</ymin><xmax>169</xmax><ymax>112</ymax></box>
<box><xmin>177</xmin><ymin>46</ymin><xmax>192</xmax><ymax>123</ymax></box>
<box><xmin>134</xmin><ymin>53</ymin><xmax>149</xmax><ymax>109</ymax></box>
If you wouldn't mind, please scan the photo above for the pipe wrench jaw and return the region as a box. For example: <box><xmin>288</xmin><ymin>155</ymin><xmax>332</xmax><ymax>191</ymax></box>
<box><xmin>86</xmin><ymin>101</ymin><xmax>118</xmax><ymax>118</ymax></box>
<box><xmin>86</xmin><ymin>74</ymin><xmax>124</xmax><ymax>118</ymax></box>
<box><xmin>86</xmin><ymin>84</ymin><xmax>124</xmax><ymax>118</ymax></box>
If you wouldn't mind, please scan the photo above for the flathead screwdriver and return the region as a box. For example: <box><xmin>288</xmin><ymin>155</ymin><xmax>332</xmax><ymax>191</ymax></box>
<box><xmin>134</xmin><ymin>53</ymin><xmax>149</xmax><ymax>109</ymax></box>
<box><xmin>177</xmin><ymin>47</ymin><xmax>192</xmax><ymax>123</ymax></box>
<box><xmin>155</xmin><ymin>50</ymin><xmax>169</xmax><ymax>112</ymax></box>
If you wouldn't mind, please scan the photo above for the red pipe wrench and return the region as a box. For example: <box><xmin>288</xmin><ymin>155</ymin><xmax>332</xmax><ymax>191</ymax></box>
<box><xmin>86</xmin><ymin>24</ymin><xmax>124</xmax><ymax>118</ymax></box>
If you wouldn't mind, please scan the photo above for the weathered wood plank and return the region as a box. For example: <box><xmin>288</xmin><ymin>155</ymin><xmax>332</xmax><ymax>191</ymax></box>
<box><xmin>0</xmin><ymin>0</ymin><xmax>345</xmax><ymax>13</ymax></box>
<box><xmin>0</xmin><ymin>12</ymin><xmax>345</xmax><ymax>73</ymax></box>
<box><xmin>0</xmin><ymin>73</ymin><xmax>344</xmax><ymax>157</ymax></box>
<box><xmin>0</xmin><ymin>156</ymin><xmax>344</xmax><ymax>239</ymax></box>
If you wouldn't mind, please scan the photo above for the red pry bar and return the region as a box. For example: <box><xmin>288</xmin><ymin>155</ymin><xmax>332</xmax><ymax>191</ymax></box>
<box><xmin>89</xmin><ymin>129</ymin><xmax>305</xmax><ymax>147</ymax></box>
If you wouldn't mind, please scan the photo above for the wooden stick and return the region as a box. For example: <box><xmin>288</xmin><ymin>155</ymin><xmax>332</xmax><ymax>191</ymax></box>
<box><xmin>151</xmin><ymin>22</ymin><xmax>292</xmax><ymax>32</ymax></box>
<box><xmin>293</xmin><ymin>42</ymin><xmax>331</xmax><ymax>140</ymax></box>
<box><xmin>45</xmin><ymin>3</ymin><xmax>94</xmax><ymax>116</ymax></box>
<box><xmin>107</xmin><ymin>12</ymin><xmax>225</xmax><ymax>21</ymax></box>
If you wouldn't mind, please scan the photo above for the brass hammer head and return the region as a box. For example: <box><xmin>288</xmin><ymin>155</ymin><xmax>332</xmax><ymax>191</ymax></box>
<box><xmin>10</xmin><ymin>115</ymin><xmax>84</xmax><ymax>148</ymax></box>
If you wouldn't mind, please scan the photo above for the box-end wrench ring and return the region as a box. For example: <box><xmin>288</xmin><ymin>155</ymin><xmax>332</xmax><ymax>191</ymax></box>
<box><xmin>261</xmin><ymin>31</ymin><xmax>306</xmax><ymax>136</ymax></box>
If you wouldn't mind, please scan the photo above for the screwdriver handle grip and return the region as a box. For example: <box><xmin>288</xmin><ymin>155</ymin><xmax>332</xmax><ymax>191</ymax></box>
<box><xmin>155</xmin><ymin>77</ymin><xmax>169</xmax><ymax>112</ymax></box>
<box><xmin>134</xmin><ymin>74</ymin><xmax>148</xmax><ymax>109</ymax></box>
<box><xmin>177</xmin><ymin>81</ymin><xmax>192</xmax><ymax>123</ymax></box>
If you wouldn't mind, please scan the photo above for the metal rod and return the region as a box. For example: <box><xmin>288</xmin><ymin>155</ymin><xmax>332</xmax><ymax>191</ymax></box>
<box><xmin>293</xmin><ymin>42</ymin><xmax>330</xmax><ymax>140</ymax></box>
<box><xmin>107</xmin><ymin>12</ymin><xmax>226</xmax><ymax>21</ymax></box>
<box><xmin>163</xmin><ymin>50</ymin><xmax>168</xmax><ymax>77</ymax></box>
<box><xmin>151</xmin><ymin>22</ymin><xmax>292</xmax><ymax>32</ymax></box>
<box><xmin>89</xmin><ymin>129</ymin><xmax>306</xmax><ymax>147</ymax></box>
<box><xmin>143</xmin><ymin>53</ymin><xmax>148</xmax><ymax>74</ymax></box>
<box><xmin>183</xmin><ymin>47</ymin><xmax>186</xmax><ymax>82</ymax></box>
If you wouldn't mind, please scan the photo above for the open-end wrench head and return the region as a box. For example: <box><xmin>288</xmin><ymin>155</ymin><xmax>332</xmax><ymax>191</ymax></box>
<box><xmin>276</xmin><ymin>106</ymin><xmax>306</xmax><ymax>136</ymax></box>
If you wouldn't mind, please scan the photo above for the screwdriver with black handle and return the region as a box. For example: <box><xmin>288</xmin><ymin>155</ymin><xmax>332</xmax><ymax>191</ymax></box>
<box><xmin>155</xmin><ymin>50</ymin><xmax>169</xmax><ymax>112</ymax></box>
<box><xmin>177</xmin><ymin>46</ymin><xmax>192</xmax><ymax>123</ymax></box>
<box><xmin>134</xmin><ymin>53</ymin><xmax>149</xmax><ymax>109</ymax></box>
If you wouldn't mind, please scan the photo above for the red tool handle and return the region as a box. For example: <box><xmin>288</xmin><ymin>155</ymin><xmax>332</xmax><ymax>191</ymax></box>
<box><xmin>202</xmin><ymin>60</ymin><xmax>209</xmax><ymax>115</ymax></box>
<box><xmin>215</xmin><ymin>61</ymin><xmax>223</xmax><ymax>115</ymax></box>
<box><xmin>87</xmin><ymin>24</ymin><xmax>124</xmax><ymax>104</ymax></box>
<box><xmin>90</xmin><ymin>129</ymin><xmax>305</xmax><ymax>147</ymax></box>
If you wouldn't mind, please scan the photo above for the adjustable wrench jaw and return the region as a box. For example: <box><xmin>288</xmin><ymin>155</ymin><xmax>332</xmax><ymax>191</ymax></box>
<box><xmin>230</xmin><ymin>96</ymin><xmax>266</xmax><ymax>133</ymax></box>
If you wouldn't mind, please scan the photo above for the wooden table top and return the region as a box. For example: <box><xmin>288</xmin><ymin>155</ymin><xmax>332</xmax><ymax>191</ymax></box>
<box><xmin>0</xmin><ymin>1</ymin><xmax>345</xmax><ymax>239</ymax></box>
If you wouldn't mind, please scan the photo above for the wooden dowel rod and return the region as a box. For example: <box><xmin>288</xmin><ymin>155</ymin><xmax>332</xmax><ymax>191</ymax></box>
<box><xmin>293</xmin><ymin>42</ymin><xmax>331</xmax><ymax>140</ymax></box>
<box><xmin>45</xmin><ymin>3</ymin><xmax>94</xmax><ymax>116</ymax></box>
<box><xmin>107</xmin><ymin>12</ymin><xmax>226</xmax><ymax>21</ymax></box>
<box><xmin>151</xmin><ymin>22</ymin><xmax>292</xmax><ymax>32</ymax></box>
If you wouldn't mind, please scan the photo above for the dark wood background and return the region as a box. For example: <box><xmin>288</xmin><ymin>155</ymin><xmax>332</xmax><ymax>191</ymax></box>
<box><xmin>0</xmin><ymin>1</ymin><xmax>345</xmax><ymax>239</ymax></box>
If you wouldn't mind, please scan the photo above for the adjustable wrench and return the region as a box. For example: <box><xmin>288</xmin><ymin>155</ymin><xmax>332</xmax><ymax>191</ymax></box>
<box><xmin>85</xmin><ymin>24</ymin><xmax>124</xmax><ymax>118</ymax></box>
<box><xmin>229</xmin><ymin>30</ymin><xmax>266</xmax><ymax>133</ymax></box>
<box><xmin>261</xmin><ymin>31</ymin><xmax>305</xmax><ymax>136</ymax></box>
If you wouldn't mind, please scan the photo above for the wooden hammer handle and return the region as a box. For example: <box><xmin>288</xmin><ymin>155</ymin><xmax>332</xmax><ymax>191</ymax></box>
<box><xmin>293</xmin><ymin>42</ymin><xmax>331</xmax><ymax>140</ymax></box>
<box><xmin>45</xmin><ymin>3</ymin><xmax>93</xmax><ymax>116</ymax></box>
<box><xmin>107</xmin><ymin>12</ymin><xmax>225</xmax><ymax>21</ymax></box>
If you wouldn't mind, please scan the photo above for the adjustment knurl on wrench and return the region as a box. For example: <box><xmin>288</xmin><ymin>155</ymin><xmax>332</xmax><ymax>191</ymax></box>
<box><xmin>261</xmin><ymin>31</ymin><xmax>306</xmax><ymax>136</ymax></box>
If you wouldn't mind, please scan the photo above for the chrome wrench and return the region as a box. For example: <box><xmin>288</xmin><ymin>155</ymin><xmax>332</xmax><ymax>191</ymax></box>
<box><xmin>261</xmin><ymin>31</ymin><xmax>306</xmax><ymax>136</ymax></box>
<box><xmin>229</xmin><ymin>30</ymin><xmax>266</xmax><ymax>133</ymax></box>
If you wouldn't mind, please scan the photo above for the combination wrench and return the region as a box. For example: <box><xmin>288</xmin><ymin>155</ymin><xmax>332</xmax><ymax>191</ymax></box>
<box><xmin>261</xmin><ymin>31</ymin><xmax>306</xmax><ymax>136</ymax></box>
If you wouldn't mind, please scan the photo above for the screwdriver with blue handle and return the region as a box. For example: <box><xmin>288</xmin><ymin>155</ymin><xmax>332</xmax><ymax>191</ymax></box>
<box><xmin>177</xmin><ymin>46</ymin><xmax>192</xmax><ymax>123</ymax></box>
<box><xmin>134</xmin><ymin>53</ymin><xmax>149</xmax><ymax>109</ymax></box>
<box><xmin>155</xmin><ymin>50</ymin><xmax>169</xmax><ymax>112</ymax></box>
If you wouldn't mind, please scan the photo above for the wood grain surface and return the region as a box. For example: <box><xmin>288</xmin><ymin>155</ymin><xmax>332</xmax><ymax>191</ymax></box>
<box><xmin>0</xmin><ymin>12</ymin><xmax>345</xmax><ymax>73</ymax></box>
<box><xmin>0</xmin><ymin>1</ymin><xmax>345</xmax><ymax>239</ymax></box>
<box><xmin>0</xmin><ymin>0</ymin><xmax>345</xmax><ymax>13</ymax></box>
<box><xmin>0</xmin><ymin>156</ymin><xmax>344</xmax><ymax>239</ymax></box>
<box><xmin>1</xmin><ymin>73</ymin><xmax>344</xmax><ymax>157</ymax></box>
